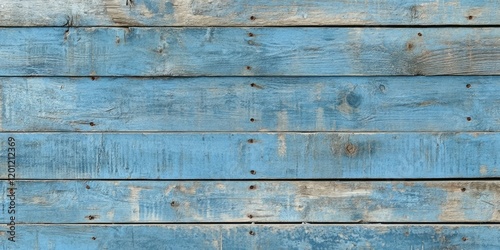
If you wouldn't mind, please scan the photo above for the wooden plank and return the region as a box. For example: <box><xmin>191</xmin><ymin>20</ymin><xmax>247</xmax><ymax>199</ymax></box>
<box><xmin>0</xmin><ymin>28</ymin><xmax>499</xmax><ymax>76</ymax></box>
<box><xmin>1</xmin><ymin>132</ymin><xmax>498</xmax><ymax>179</ymax></box>
<box><xmin>2</xmin><ymin>77</ymin><xmax>499</xmax><ymax>132</ymax></box>
<box><xmin>1</xmin><ymin>225</ymin><xmax>499</xmax><ymax>249</ymax></box>
<box><xmin>2</xmin><ymin>180</ymin><xmax>499</xmax><ymax>223</ymax></box>
<box><xmin>1</xmin><ymin>0</ymin><xmax>499</xmax><ymax>27</ymax></box>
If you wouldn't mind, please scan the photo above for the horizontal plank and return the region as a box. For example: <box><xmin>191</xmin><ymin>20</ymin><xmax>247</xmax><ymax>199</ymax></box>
<box><xmin>0</xmin><ymin>28</ymin><xmax>499</xmax><ymax>76</ymax></box>
<box><xmin>2</xmin><ymin>77</ymin><xmax>499</xmax><ymax>132</ymax></box>
<box><xmin>1</xmin><ymin>0</ymin><xmax>499</xmax><ymax>26</ymax></box>
<box><xmin>3</xmin><ymin>180</ymin><xmax>499</xmax><ymax>223</ymax></box>
<box><xmin>1</xmin><ymin>133</ymin><xmax>499</xmax><ymax>179</ymax></box>
<box><xmin>1</xmin><ymin>225</ymin><xmax>499</xmax><ymax>250</ymax></box>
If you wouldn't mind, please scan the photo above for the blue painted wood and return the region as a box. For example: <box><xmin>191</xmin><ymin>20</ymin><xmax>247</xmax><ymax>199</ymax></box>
<box><xmin>0</xmin><ymin>28</ymin><xmax>499</xmax><ymax>76</ymax></box>
<box><xmin>2</xmin><ymin>77</ymin><xmax>498</xmax><ymax>132</ymax></box>
<box><xmin>2</xmin><ymin>180</ymin><xmax>498</xmax><ymax>223</ymax></box>
<box><xmin>2</xmin><ymin>0</ymin><xmax>499</xmax><ymax>27</ymax></box>
<box><xmin>1</xmin><ymin>225</ymin><xmax>498</xmax><ymax>249</ymax></box>
<box><xmin>1</xmin><ymin>132</ymin><xmax>498</xmax><ymax>179</ymax></box>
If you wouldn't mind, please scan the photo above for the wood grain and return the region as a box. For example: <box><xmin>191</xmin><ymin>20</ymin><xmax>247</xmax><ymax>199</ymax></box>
<box><xmin>1</xmin><ymin>225</ymin><xmax>499</xmax><ymax>249</ymax></box>
<box><xmin>0</xmin><ymin>28</ymin><xmax>499</xmax><ymax>76</ymax></box>
<box><xmin>3</xmin><ymin>180</ymin><xmax>499</xmax><ymax>223</ymax></box>
<box><xmin>2</xmin><ymin>77</ymin><xmax>498</xmax><ymax>132</ymax></box>
<box><xmin>1</xmin><ymin>0</ymin><xmax>499</xmax><ymax>26</ymax></box>
<box><xmin>1</xmin><ymin>132</ymin><xmax>498</xmax><ymax>179</ymax></box>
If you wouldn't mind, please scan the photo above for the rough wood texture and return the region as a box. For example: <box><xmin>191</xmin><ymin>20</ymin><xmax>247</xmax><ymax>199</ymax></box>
<box><xmin>1</xmin><ymin>77</ymin><xmax>498</xmax><ymax>132</ymax></box>
<box><xmin>3</xmin><ymin>180</ymin><xmax>499</xmax><ymax>223</ymax></box>
<box><xmin>1</xmin><ymin>225</ymin><xmax>499</xmax><ymax>249</ymax></box>
<box><xmin>0</xmin><ymin>0</ymin><xmax>499</xmax><ymax>26</ymax></box>
<box><xmin>1</xmin><ymin>1</ymin><xmax>498</xmax><ymax>247</ymax></box>
<box><xmin>1</xmin><ymin>132</ymin><xmax>498</xmax><ymax>179</ymax></box>
<box><xmin>0</xmin><ymin>28</ymin><xmax>499</xmax><ymax>76</ymax></box>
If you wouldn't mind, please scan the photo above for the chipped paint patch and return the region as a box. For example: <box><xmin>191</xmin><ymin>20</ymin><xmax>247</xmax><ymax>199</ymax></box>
<box><xmin>107</xmin><ymin>209</ymin><xmax>115</xmax><ymax>220</ymax></box>
<box><xmin>128</xmin><ymin>186</ymin><xmax>142</xmax><ymax>221</ymax></box>
<box><xmin>278</xmin><ymin>134</ymin><xmax>287</xmax><ymax>157</ymax></box>
<box><xmin>315</xmin><ymin>107</ymin><xmax>325</xmax><ymax>130</ymax></box>
<box><xmin>28</xmin><ymin>196</ymin><xmax>49</xmax><ymax>205</ymax></box>
<box><xmin>204</xmin><ymin>28</ymin><xmax>214</xmax><ymax>42</ymax></box>
<box><xmin>277</xmin><ymin>111</ymin><xmax>288</xmax><ymax>131</ymax></box>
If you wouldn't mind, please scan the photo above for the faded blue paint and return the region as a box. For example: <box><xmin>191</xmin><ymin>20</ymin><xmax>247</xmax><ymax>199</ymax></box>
<box><xmin>0</xmin><ymin>28</ymin><xmax>498</xmax><ymax>76</ymax></box>
<box><xmin>0</xmin><ymin>181</ymin><xmax>497</xmax><ymax>223</ymax></box>
<box><xmin>0</xmin><ymin>0</ymin><xmax>498</xmax><ymax>247</ymax></box>
<box><xmin>1</xmin><ymin>76</ymin><xmax>498</xmax><ymax>132</ymax></box>
<box><xmin>0</xmin><ymin>133</ymin><xmax>498</xmax><ymax>179</ymax></box>
<box><xmin>2</xmin><ymin>0</ymin><xmax>500</xmax><ymax>26</ymax></box>
<box><xmin>1</xmin><ymin>225</ymin><xmax>498</xmax><ymax>249</ymax></box>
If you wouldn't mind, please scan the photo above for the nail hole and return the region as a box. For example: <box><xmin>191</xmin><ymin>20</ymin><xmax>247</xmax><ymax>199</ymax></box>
<box><xmin>249</xmin><ymin>185</ymin><xmax>256</xmax><ymax>190</ymax></box>
<box><xmin>462</xmin><ymin>237</ymin><xmax>467</xmax><ymax>241</ymax></box>
<box><xmin>417</xmin><ymin>32</ymin><xmax>422</xmax><ymax>37</ymax></box>
<box><xmin>247</xmin><ymin>214</ymin><xmax>253</xmax><ymax>219</ymax></box>
<box><xmin>170</xmin><ymin>201</ymin><xmax>178</xmax><ymax>207</ymax></box>
<box><xmin>248</xmin><ymin>33</ymin><xmax>254</xmax><ymax>37</ymax></box>
<box><xmin>89</xmin><ymin>122</ymin><xmax>96</xmax><ymax>126</ymax></box>
<box><xmin>466</xmin><ymin>117</ymin><xmax>472</xmax><ymax>121</ymax></box>
<box><xmin>468</xmin><ymin>16</ymin><xmax>473</xmax><ymax>20</ymax></box>
<box><xmin>86</xmin><ymin>185</ymin><xmax>90</xmax><ymax>189</ymax></box>
<box><xmin>466</xmin><ymin>84</ymin><xmax>471</xmax><ymax>88</ymax></box>
<box><xmin>249</xmin><ymin>230</ymin><xmax>255</xmax><ymax>235</ymax></box>
<box><xmin>250</xmin><ymin>118</ymin><xmax>255</xmax><ymax>122</ymax></box>
<box><xmin>250</xmin><ymin>83</ymin><xmax>256</xmax><ymax>87</ymax></box>
<box><xmin>250</xmin><ymin>16</ymin><xmax>256</xmax><ymax>21</ymax></box>
<box><xmin>91</xmin><ymin>237</ymin><xmax>97</xmax><ymax>240</ymax></box>
<box><xmin>345</xmin><ymin>143</ymin><xmax>357</xmax><ymax>155</ymax></box>
<box><xmin>87</xmin><ymin>215</ymin><xmax>95</xmax><ymax>220</ymax></box>
<box><xmin>250</xmin><ymin>170</ymin><xmax>256</xmax><ymax>175</ymax></box>
<box><xmin>247</xmin><ymin>139</ymin><xmax>255</xmax><ymax>143</ymax></box>
<box><xmin>246</xmin><ymin>66</ymin><xmax>252</xmax><ymax>70</ymax></box>
<box><xmin>91</xmin><ymin>76</ymin><xmax>97</xmax><ymax>81</ymax></box>
<box><xmin>461</xmin><ymin>187</ymin><xmax>466</xmax><ymax>192</ymax></box>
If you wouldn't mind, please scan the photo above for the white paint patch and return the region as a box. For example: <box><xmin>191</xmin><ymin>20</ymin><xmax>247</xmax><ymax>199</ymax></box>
<box><xmin>128</xmin><ymin>186</ymin><xmax>141</xmax><ymax>222</ymax></box>
<box><xmin>277</xmin><ymin>111</ymin><xmax>288</xmax><ymax>131</ymax></box>
<box><xmin>480</xmin><ymin>165</ymin><xmax>488</xmax><ymax>175</ymax></box>
<box><xmin>278</xmin><ymin>134</ymin><xmax>287</xmax><ymax>157</ymax></box>
<box><xmin>364</xmin><ymin>208</ymin><xmax>395</xmax><ymax>222</ymax></box>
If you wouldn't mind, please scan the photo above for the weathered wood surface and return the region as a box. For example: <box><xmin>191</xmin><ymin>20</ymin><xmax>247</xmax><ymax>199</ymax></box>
<box><xmin>2</xmin><ymin>181</ymin><xmax>498</xmax><ymax>223</ymax></box>
<box><xmin>2</xmin><ymin>77</ymin><xmax>499</xmax><ymax>132</ymax></box>
<box><xmin>1</xmin><ymin>225</ymin><xmax>499</xmax><ymax>250</ymax></box>
<box><xmin>1</xmin><ymin>28</ymin><xmax>499</xmax><ymax>76</ymax></box>
<box><xmin>1</xmin><ymin>0</ymin><xmax>499</xmax><ymax>27</ymax></box>
<box><xmin>1</xmin><ymin>132</ymin><xmax>498</xmax><ymax>179</ymax></box>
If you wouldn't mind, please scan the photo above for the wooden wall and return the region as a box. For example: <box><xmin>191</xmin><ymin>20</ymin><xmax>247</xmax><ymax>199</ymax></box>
<box><xmin>1</xmin><ymin>0</ymin><xmax>499</xmax><ymax>249</ymax></box>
